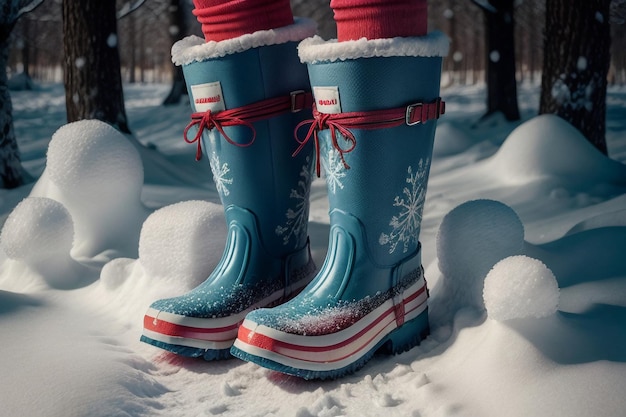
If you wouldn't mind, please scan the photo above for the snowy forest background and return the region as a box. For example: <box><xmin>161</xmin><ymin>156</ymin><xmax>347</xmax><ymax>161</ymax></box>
<box><xmin>1</xmin><ymin>1</ymin><xmax>626</xmax><ymax>416</ymax></box>
<box><xmin>7</xmin><ymin>0</ymin><xmax>626</xmax><ymax>86</ymax></box>
<box><xmin>2</xmin><ymin>0</ymin><xmax>626</xmax><ymax>191</ymax></box>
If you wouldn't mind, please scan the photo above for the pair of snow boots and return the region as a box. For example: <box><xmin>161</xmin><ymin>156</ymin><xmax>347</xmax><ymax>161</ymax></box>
<box><xmin>141</xmin><ymin>2</ymin><xmax>448</xmax><ymax>380</ymax></box>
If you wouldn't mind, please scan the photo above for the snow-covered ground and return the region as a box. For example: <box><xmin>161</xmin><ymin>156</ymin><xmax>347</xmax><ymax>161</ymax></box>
<box><xmin>1</xmin><ymin>81</ymin><xmax>625</xmax><ymax>417</ymax></box>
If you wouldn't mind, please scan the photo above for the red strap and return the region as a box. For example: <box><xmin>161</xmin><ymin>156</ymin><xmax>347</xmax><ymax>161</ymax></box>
<box><xmin>293</xmin><ymin>98</ymin><xmax>445</xmax><ymax>176</ymax></box>
<box><xmin>184</xmin><ymin>91</ymin><xmax>313</xmax><ymax>161</ymax></box>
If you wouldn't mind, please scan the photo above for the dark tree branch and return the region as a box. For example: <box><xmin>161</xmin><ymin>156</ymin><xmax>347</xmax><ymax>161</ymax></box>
<box><xmin>17</xmin><ymin>0</ymin><xmax>45</xmax><ymax>19</ymax></box>
<box><xmin>117</xmin><ymin>0</ymin><xmax>147</xmax><ymax>19</ymax></box>
<box><xmin>471</xmin><ymin>0</ymin><xmax>498</xmax><ymax>14</ymax></box>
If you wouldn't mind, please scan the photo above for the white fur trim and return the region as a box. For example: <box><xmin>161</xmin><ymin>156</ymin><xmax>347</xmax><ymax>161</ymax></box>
<box><xmin>172</xmin><ymin>17</ymin><xmax>317</xmax><ymax>66</ymax></box>
<box><xmin>298</xmin><ymin>31</ymin><xmax>449</xmax><ymax>64</ymax></box>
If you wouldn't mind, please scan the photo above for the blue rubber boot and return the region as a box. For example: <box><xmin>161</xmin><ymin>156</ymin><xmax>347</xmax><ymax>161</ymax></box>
<box><xmin>141</xmin><ymin>20</ymin><xmax>318</xmax><ymax>360</ymax></box>
<box><xmin>231</xmin><ymin>33</ymin><xmax>448</xmax><ymax>378</ymax></box>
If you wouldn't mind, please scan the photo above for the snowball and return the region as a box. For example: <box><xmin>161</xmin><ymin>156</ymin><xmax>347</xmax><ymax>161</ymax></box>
<box><xmin>1</xmin><ymin>197</ymin><xmax>74</xmax><ymax>262</ymax></box>
<box><xmin>437</xmin><ymin>199</ymin><xmax>525</xmax><ymax>309</ymax></box>
<box><xmin>47</xmin><ymin>119</ymin><xmax>143</xmax><ymax>199</ymax></box>
<box><xmin>483</xmin><ymin>255</ymin><xmax>559</xmax><ymax>321</ymax></box>
<box><xmin>138</xmin><ymin>200</ymin><xmax>226</xmax><ymax>288</ymax></box>
<box><xmin>39</xmin><ymin>120</ymin><xmax>149</xmax><ymax>261</ymax></box>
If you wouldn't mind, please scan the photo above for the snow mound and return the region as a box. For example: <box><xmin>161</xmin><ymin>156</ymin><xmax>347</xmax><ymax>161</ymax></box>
<box><xmin>47</xmin><ymin>119</ymin><xmax>143</xmax><ymax>196</ymax></box>
<box><xmin>433</xmin><ymin>122</ymin><xmax>475</xmax><ymax>157</ymax></box>
<box><xmin>491</xmin><ymin>114</ymin><xmax>626</xmax><ymax>185</ymax></box>
<box><xmin>0</xmin><ymin>197</ymin><xmax>93</xmax><ymax>289</ymax></box>
<box><xmin>1</xmin><ymin>197</ymin><xmax>73</xmax><ymax>262</ymax></box>
<box><xmin>436</xmin><ymin>199</ymin><xmax>525</xmax><ymax>310</ymax></box>
<box><xmin>33</xmin><ymin>120</ymin><xmax>150</xmax><ymax>261</ymax></box>
<box><xmin>100</xmin><ymin>257</ymin><xmax>138</xmax><ymax>290</ymax></box>
<box><xmin>566</xmin><ymin>207</ymin><xmax>626</xmax><ymax>235</ymax></box>
<box><xmin>138</xmin><ymin>200</ymin><xmax>226</xmax><ymax>288</ymax></box>
<box><xmin>484</xmin><ymin>255</ymin><xmax>559</xmax><ymax>321</ymax></box>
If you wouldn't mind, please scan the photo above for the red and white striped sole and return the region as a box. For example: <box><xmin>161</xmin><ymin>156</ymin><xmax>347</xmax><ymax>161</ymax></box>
<box><xmin>232</xmin><ymin>279</ymin><xmax>428</xmax><ymax>373</ymax></box>
<box><xmin>142</xmin><ymin>282</ymin><xmax>307</xmax><ymax>352</ymax></box>
<box><xmin>143</xmin><ymin>308</ymin><xmax>243</xmax><ymax>351</ymax></box>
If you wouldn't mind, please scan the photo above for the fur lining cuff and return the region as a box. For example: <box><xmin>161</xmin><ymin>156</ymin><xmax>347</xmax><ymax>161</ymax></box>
<box><xmin>172</xmin><ymin>17</ymin><xmax>317</xmax><ymax>66</ymax></box>
<box><xmin>298</xmin><ymin>31</ymin><xmax>449</xmax><ymax>64</ymax></box>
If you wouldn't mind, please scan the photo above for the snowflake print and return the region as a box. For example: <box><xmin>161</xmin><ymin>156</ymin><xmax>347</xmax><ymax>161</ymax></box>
<box><xmin>275</xmin><ymin>157</ymin><xmax>313</xmax><ymax>247</ymax></box>
<box><xmin>276</xmin><ymin>157</ymin><xmax>313</xmax><ymax>245</ymax></box>
<box><xmin>320</xmin><ymin>142</ymin><xmax>347</xmax><ymax>195</ymax></box>
<box><xmin>379</xmin><ymin>159</ymin><xmax>430</xmax><ymax>254</ymax></box>
<box><xmin>209</xmin><ymin>152</ymin><xmax>233</xmax><ymax>197</ymax></box>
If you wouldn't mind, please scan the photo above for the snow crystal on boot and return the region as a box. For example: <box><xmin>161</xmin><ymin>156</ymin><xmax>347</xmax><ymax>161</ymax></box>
<box><xmin>138</xmin><ymin>200</ymin><xmax>226</xmax><ymax>288</ymax></box>
<box><xmin>436</xmin><ymin>199</ymin><xmax>525</xmax><ymax>310</ymax></box>
<box><xmin>483</xmin><ymin>255</ymin><xmax>559</xmax><ymax>321</ymax></box>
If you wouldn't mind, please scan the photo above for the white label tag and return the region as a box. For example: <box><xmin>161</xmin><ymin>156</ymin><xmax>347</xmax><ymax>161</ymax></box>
<box><xmin>313</xmin><ymin>86</ymin><xmax>342</xmax><ymax>114</ymax></box>
<box><xmin>190</xmin><ymin>81</ymin><xmax>226</xmax><ymax>113</ymax></box>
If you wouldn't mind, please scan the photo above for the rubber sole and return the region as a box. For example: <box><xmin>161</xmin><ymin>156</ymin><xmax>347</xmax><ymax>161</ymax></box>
<box><xmin>230</xmin><ymin>280</ymin><xmax>429</xmax><ymax>379</ymax></box>
<box><xmin>140</xmin><ymin>275</ymin><xmax>314</xmax><ymax>360</ymax></box>
<box><xmin>231</xmin><ymin>309</ymin><xmax>429</xmax><ymax>380</ymax></box>
<box><xmin>140</xmin><ymin>335</ymin><xmax>232</xmax><ymax>361</ymax></box>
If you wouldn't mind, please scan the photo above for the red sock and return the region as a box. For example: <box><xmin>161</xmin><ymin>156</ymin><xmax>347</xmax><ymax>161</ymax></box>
<box><xmin>193</xmin><ymin>0</ymin><xmax>294</xmax><ymax>42</ymax></box>
<box><xmin>330</xmin><ymin>0</ymin><xmax>427</xmax><ymax>41</ymax></box>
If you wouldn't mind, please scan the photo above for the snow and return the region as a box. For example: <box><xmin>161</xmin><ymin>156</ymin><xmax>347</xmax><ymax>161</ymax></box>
<box><xmin>30</xmin><ymin>119</ymin><xmax>150</xmax><ymax>263</ymax></box>
<box><xmin>483</xmin><ymin>255</ymin><xmax>560</xmax><ymax>321</ymax></box>
<box><xmin>107</xmin><ymin>33</ymin><xmax>118</xmax><ymax>48</ymax></box>
<box><xmin>1</xmin><ymin>81</ymin><xmax>625</xmax><ymax>417</ymax></box>
<box><xmin>434</xmin><ymin>199</ymin><xmax>525</xmax><ymax>314</ymax></box>
<box><xmin>138</xmin><ymin>200</ymin><xmax>226</xmax><ymax>288</ymax></box>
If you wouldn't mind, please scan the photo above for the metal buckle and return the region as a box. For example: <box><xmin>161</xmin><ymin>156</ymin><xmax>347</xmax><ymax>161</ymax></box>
<box><xmin>290</xmin><ymin>90</ymin><xmax>305</xmax><ymax>113</ymax></box>
<box><xmin>405</xmin><ymin>102</ymin><xmax>423</xmax><ymax>126</ymax></box>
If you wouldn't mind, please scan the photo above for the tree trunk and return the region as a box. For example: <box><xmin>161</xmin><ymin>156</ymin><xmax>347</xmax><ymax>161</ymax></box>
<box><xmin>62</xmin><ymin>0</ymin><xmax>130</xmax><ymax>133</ymax></box>
<box><xmin>128</xmin><ymin>12</ymin><xmax>136</xmax><ymax>83</ymax></box>
<box><xmin>539</xmin><ymin>0</ymin><xmax>611</xmax><ymax>155</ymax></box>
<box><xmin>162</xmin><ymin>0</ymin><xmax>188</xmax><ymax>106</ymax></box>
<box><xmin>0</xmin><ymin>1</ymin><xmax>27</xmax><ymax>189</ymax></box>
<box><xmin>473</xmin><ymin>0</ymin><xmax>520</xmax><ymax>121</ymax></box>
<box><xmin>0</xmin><ymin>36</ymin><xmax>26</xmax><ymax>188</ymax></box>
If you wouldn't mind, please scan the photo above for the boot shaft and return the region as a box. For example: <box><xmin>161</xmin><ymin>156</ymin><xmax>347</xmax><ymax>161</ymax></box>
<box><xmin>306</xmin><ymin>54</ymin><xmax>443</xmax><ymax>266</ymax></box>
<box><xmin>179</xmin><ymin>24</ymin><xmax>316</xmax><ymax>255</ymax></box>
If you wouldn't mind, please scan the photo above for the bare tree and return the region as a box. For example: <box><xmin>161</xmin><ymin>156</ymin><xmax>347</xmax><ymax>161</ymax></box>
<box><xmin>539</xmin><ymin>0</ymin><xmax>611</xmax><ymax>154</ymax></box>
<box><xmin>472</xmin><ymin>0</ymin><xmax>520</xmax><ymax>121</ymax></box>
<box><xmin>0</xmin><ymin>0</ymin><xmax>43</xmax><ymax>188</ymax></box>
<box><xmin>611</xmin><ymin>0</ymin><xmax>626</xmax><ymax>85</ymax></box>
<box><xmin>162</xmin><ymin>0</ymin><xmax>188</xmax><ymax>105</ymax></box>
<box><xmin>62</xmin><ymin>0</ymin><xmax>130</xmax><ymax>133</ymax></box>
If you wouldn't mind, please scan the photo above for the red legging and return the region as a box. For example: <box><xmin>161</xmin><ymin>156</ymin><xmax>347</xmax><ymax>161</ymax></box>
<box><xmin>192</xmin><ymin>0</ymin><xmax>428</xmax><ymax>42</ymax></box>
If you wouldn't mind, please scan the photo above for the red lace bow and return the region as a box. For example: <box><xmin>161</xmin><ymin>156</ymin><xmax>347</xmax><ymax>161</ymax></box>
<box><xmin>184</xmin><ymin>110</ymin><xmax>255</xmax><ymax>161</ymax></box>
<box><xmin>293</xmin><ymin>98</ymin><xmax>445</xmax><ymax>177</ymax></box>
<box><xmin>183</xmin><ymin>91</ymin><xmax>313</xmax><ymax>161</ymax></box>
